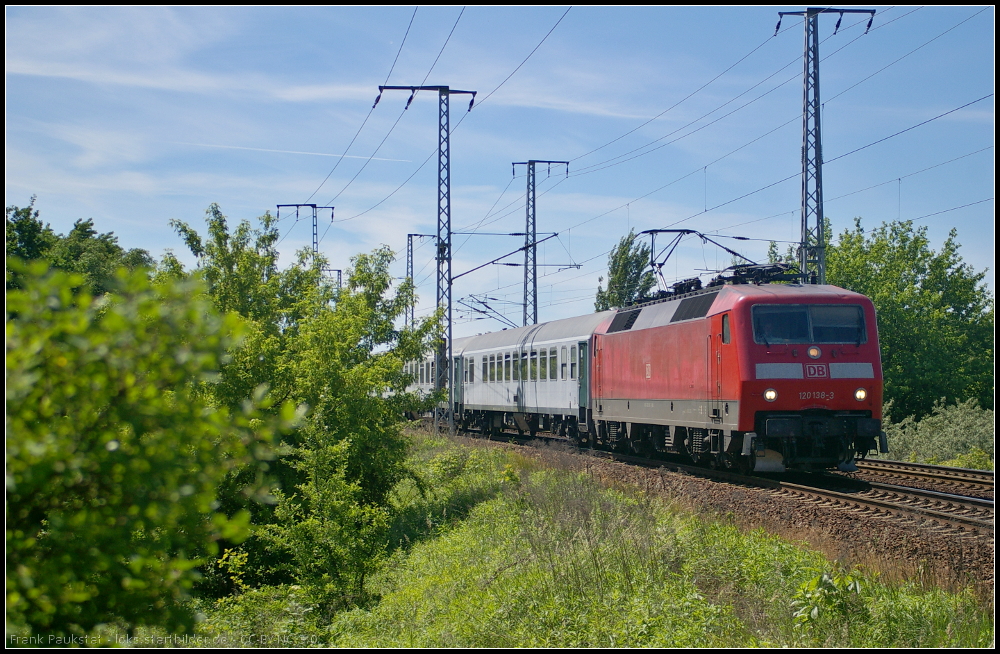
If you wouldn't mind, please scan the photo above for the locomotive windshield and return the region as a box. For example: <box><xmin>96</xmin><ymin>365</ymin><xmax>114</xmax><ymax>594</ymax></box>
<box><xmin>752</xmin><ymin>304</ymin><xmax>866</xmax><ymax>344</ymax></box>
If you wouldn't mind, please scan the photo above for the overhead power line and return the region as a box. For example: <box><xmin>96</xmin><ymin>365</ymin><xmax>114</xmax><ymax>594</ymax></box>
<box><xmin>334</xmin><ymin>7</ymin><xmax>571</xmax><ymax>224</ymax></box>
<box><xmin>304</xmin><ymin>7</ymin><xmax>418</xmax><ymax>204</ymax></box>
<box><xmin>323</xmin><ymin>7</ymin><xmax>465</xmax><ymax>208</ymax></box>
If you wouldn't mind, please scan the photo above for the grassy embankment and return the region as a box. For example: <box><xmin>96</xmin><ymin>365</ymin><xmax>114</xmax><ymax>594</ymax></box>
<box><xmin>192</xmin><ymin>429</ymin><xmax>992</xmax><ymax>648</ymax></box>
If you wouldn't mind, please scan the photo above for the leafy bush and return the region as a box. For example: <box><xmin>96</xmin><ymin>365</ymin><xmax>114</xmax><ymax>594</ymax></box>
<box><xmin>6</xmin><ymin>262</ymin><xmax>285</xmax><ymax>636</ymax></box>
<box><xmin>884</xmin><ymin>399</ymin><xmax>994</xmax><ymax>468</ymax></box>
<box><xmin>169</xmin><ymin>206</ymin><xmax>441</xmax><ymax>609</ymax></box>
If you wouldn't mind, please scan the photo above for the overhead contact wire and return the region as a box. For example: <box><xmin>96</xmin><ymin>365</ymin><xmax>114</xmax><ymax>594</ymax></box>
<box><xmin>338</xmin><ymin>7</ymin><xmax>570</xmax><ymax>223</ymax></box>
<box><xmin>306</xmin><ymin>7</ymin><xmax>418</xmax><ymax>205</ymax></box>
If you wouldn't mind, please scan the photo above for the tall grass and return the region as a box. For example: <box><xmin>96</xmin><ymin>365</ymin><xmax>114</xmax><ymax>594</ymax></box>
<box><xmin>196</xmin><ymin>431</ymin><xmax>992</xmax><ymax>648</ymax></box>
<box><xmin>329</xmin><ymin>437</ymin><xmax>992</xmax><ymax>648</ymax></box>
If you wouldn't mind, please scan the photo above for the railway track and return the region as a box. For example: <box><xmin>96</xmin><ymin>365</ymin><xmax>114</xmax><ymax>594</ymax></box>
<box><xmin>593</xmin><ymin>450</ymin><xmax>994</xmax><ymax>534</ymax></box>
<box><xmin>452</xmin><ymin>425</ymin><xmax>994</xmax><ymax>534</ymax></box>
<box><xmin>854</xmin><ymin>459</ymin><xmax>994</xmax><ymax>497</ymax></box>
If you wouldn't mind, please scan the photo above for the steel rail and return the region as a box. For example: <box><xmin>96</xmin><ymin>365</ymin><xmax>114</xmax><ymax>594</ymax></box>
<box><xmin>442</xmin><ymin>425</ymin><xmax>993</xmax><ymax>532</ymax></box>
<box><xmin>857</xmin><ymin>459</ymin><xmax>994</xmax><ymax>487</ymax></box>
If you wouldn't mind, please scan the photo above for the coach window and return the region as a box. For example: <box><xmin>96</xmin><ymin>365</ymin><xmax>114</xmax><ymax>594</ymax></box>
<box><xmin>722</xmin><ymin>314</ymin><xmax>731</xmax><ymax>344</ymax></box>
<box><xmin>539</xmin><ymin>349</ymin><xmax>547</xmax><ymax>380</ymax></box>
<box><xmin>570</xmin><ymin>345</ymin><xmax>577</xmax><ymax>379</ymax></box>
<box><xmin>488</xmin><ymin>354</ymin><xmax>494</xmax><ymax>382</ymax></box>
<box><xmin>530</xmin><ymin>351</ymin><xmax>538</xmax><ymax>380</ymax></box>
<box><xmin>561</xmin><ymin>346</ymin><xmax>568</xmax><ymax>379</ymax></box>
<box><xmin>482</xmin><ymin>356</ymin><xmax>487</xmax><ymax>382</ymax></box>
<box><xmin>549</xmin><ymin>347</ymin><xmax>558</xmax><ymax>380</ymax></box>
<box><xmin>521</xmin><ymin>351</ymin><xmax>528</xmax><ymax>380</ymax></box>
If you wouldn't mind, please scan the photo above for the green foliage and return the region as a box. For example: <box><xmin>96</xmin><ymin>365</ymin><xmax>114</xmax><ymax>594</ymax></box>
<box><xmin>595</xmin><ymin>228</ymin><xmax>655</xmax><ymax>311</ymax></box>
<box><xmin>825</xmin><ymin>219</ymin><xmax>994</xmax><ymax>418</ymax></box>
<box><xmin>196</xmin><ymin>433</ymin><xmax>993</xmax><ymax>647</ymax></box>
<box><xmin>6</xmin><ymin>197</ymin><xmax>152</xmax><ymax>293</ymax></box>
<box><xmin>5</xmin><ymin>196</ymin><xmax>57</xmax><ymax>265</ymax></box>
<box><xmin>194</xmin><ymin>585</ymin><xmax>323</xmax><ymax>647</ymax></box>
<box><xmin>883</xmin><ymin>398</ymin><xmax>994</xmax><ymax>468</ymax></box>
<box><xmin>791</xmin><ymin>567</ymin><xmax>865</xmax><ymax>630</ymax></box>
<box><xmin>5</xmin><ymin>262</ymin><xmax>285</xmax><ymax>636</ymax></box>
<box><xmin>170</xmin><ymin>205</ymin><xmax>440</xmax><ymax>608</ymax></box>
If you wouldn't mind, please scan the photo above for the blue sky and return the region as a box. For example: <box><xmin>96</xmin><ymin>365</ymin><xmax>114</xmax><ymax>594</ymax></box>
<box><xmin>5</xmin><ymin>6</ymin><xmax>994</xmax><ymax>337</ymax></box>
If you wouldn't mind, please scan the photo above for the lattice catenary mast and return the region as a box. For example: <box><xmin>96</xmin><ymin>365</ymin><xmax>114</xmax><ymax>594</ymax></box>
<box><xmin>511</xmin><ymin>160</ymin><xmax>568</xmax><ymax>325</ymax></box>
<box><xmin>378</xmin><ymin>85</ymin><xmax>476</xmax><ymax>435</ymax></box>
<box><xmin>776</xmin><ymin>7</ymin><xmax>874</xmax><ymax>284</ymax></box>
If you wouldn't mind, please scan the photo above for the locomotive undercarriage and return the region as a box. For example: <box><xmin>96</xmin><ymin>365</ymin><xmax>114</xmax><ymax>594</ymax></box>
<box><xmin>753</xmin><ymin>410</ymin><xmax>883</xmax><ymax>472</ymax></box>
<box><xmin>454</xmin><ymin>408</ymin><xmax>884</xmax><ymax>474</ymax></box>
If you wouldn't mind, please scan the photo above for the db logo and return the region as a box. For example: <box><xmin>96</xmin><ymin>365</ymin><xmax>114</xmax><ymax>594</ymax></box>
<box><xmin>805</xmin><ymin>364</ymin><xmax>828</xmax><ymax>378</ymax></box>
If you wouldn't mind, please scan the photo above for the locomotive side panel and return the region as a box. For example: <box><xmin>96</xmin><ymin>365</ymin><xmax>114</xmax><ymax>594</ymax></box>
<box><xmin>593</xmin><ymin>318</ymin><xmax>721</xmax><ymax>428</ymax></box>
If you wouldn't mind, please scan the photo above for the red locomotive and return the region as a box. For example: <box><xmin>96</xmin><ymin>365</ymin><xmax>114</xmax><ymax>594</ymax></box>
<box><xmin>409</xmin><ymin>272</ymin><xmax>887</xmax><ymax>473</ymax></box>
<box><xmin>589</xmin><ymin>281</ymin><xmax>886</xmax><ymax>472</ymax></box>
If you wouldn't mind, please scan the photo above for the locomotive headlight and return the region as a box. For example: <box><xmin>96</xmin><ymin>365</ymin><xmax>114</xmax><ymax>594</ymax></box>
<box><xmin>855</xmin><ymin>388</ymin><xmax>868</xmax><ymax>401</ymax></box>
<box><xmin>764</xmin><ymin>388</ymin><xmax>778</xmax><ymax>402</ymax></box>
<box><xmin>807</xmin><ymin>346</ymin><xmax>822</xmax><ymax>359</ymax></box>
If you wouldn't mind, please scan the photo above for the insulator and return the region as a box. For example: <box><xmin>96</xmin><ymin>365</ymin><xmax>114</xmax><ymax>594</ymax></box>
<box><xmin>468</xmin><ymin>96</ymin><xmax>475</xmax><ymax>111</ymax></box>
<box><xmin>774</xmin><ymin>17</ymin><xmax>782</xmax><ymax>35</ymax></box>
<box><xmin>865</xmin><ymin>15</ymin><xmax>874</xmax><ymax>34</ymax></box>
<box><xmin>834</xmin><ymin>13</ymin><xmax>843</xmax><ymax>34</ymax></box>
<box><xmin>372</xmin><ymin>93</ymin><xmax>382</xmax><ymax>109</ymax></box>
<box><xmin>405</xmin><ymin>91</ymin><xmax>415</xmax><ymax>109</ymax></box>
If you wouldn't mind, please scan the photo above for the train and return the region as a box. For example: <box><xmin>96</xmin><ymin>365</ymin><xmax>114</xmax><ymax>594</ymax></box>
<box><xmin>406</xmin><ymin>275</ymin><xmax>888</xmax><ymax>473</ymax></box>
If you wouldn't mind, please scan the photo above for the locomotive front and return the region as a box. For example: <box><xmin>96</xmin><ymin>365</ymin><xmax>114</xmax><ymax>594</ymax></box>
<box><xmin>732</xmin><ymin>286</ymin><xmax>886</xmax><ymax>472</ymax></box>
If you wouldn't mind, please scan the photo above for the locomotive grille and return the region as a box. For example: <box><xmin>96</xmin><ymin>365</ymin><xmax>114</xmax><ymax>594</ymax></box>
<box><xmin>607</xmin><ymin>308</ymin><xmax>642</xmax><ymax>333</ymax></box>
<box><xmin>670</xmin><ymin>292</ymin><xmax>719</xmax><ymax>322</ymax></box>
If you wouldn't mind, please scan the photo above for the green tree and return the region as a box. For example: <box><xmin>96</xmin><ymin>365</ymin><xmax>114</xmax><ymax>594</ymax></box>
<box><xmin>595</xmin><ymin>229</ymin><xmax>655</xmax><ymax>311</ymax></box>
<box><xmin>170</xmin><ymin>206</ymin><xmax>439</xmax><ymax>607</ymax></box>
<box><xmin>5</xmin><ymin>196</ymin><xmax>57</xmax><ymax>263</ymax></box>
<box><xmin>826</xmin><ymin>219</ymin><xmax>994</xmax><ymax>419</ymax></box>
<box><xmin>5</xmin><ymin>198</ymin><xmax>152</xmax><ymax>293</ymax></box>
<box><xmin>6</xmin><ymin>262</ymin><xmax>286</xmax><ymax>636</ymax></box>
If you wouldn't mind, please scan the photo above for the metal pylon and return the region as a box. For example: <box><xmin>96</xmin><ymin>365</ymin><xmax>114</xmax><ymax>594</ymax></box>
<box><xmin>436</xmin><ymin>89</ymin><xmax>451</xmax><ymax>420</ymax></box>
<box><xmin>512</xmin><ymin>160</ymin><xmax>568</xmax><ymax>325</ymax></box>
<box><xmin>777</xmin><ymin>7</ymin><xmax>874</xmax><ymax>284</ymax></box>
<box><xmin>275</xmin><ymin>203</ymin><xmax>334</xmax><ymax>263</ymax></box>
<box><xmin>378</xmin><ymin>85</ymin><xmax>476</xmax><ymax>435</ymax></box>
<box><xmin>524</xmin><ymin>162</ymin><xmax>536</xmax><ymax>325</ymax></box>
<box><xmin>799</xmin><ymin>9</ymin><xmax>825</xmax><ymax>285</ymax></box>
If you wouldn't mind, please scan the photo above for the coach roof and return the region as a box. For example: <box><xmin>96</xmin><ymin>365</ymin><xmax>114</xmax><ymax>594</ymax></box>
<box><xmin>454</xmin><ymin>310</ymin><xmax>615</xmax><ymax>355</ymax></box>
